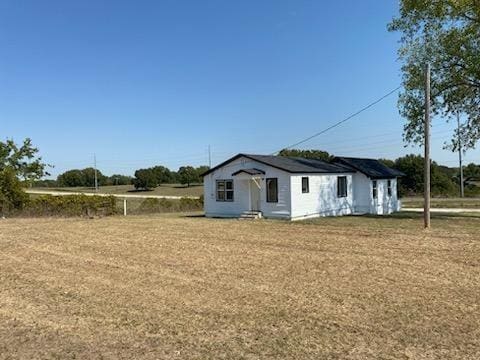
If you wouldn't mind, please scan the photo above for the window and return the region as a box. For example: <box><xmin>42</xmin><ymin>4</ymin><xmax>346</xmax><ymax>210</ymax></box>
<box><xmin>372</xmin><ymin>180</ymin><xmax>378</xmax><ymax>198</ymax></box>
<box><xmin>387</xmin><ymin>180</ymin><xmax>392</xmax><ymax>197</ymax></box>
<box><xmin>216</xmin><ymin>180</ymin><xmax>234</xmax><ymax>202</ymax></box>
<box><xmin>337</xmin><ymin>176</ymin><xmax>347</xmax><ymax>198</ymax></box>
<box><xmin>266</xmin><ymin>178</ymin><xmax>278</xmax><ymax>203</ymax></box>
<box><xmin>301</xmin><ymin>177</ymin><xmax>309</xmax><ymax>193</ymax></box>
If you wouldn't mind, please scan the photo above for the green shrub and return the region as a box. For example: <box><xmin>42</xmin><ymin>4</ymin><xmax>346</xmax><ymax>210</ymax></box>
<box><xmin>22</xmin><ymin>194</ymin><xmax>116</xmax><ymax>217</ymax></box>
<box><xmin>137</xmin><ymin>197</ymin><xmax>203</xmax><ymax>214</ymax></box>
<box><xmin>0</xmin><ymin>167</ymin><xmax>30</xmax><ymax>215</ymax></box>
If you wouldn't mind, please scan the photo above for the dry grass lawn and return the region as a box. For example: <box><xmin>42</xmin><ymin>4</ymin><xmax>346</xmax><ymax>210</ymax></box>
<box><xmin>0</xmin><ymin>213</ymin><xmax>479</xmax><ymax>359</ymax></box>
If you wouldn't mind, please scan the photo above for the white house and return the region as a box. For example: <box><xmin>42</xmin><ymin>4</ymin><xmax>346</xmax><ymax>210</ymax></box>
<box><xmin>202</xmin><ymin>154</ymin><xmax>404</xmax><ymax>220</ymax></box>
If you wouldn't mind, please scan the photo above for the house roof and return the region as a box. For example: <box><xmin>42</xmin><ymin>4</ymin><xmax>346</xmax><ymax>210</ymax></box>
<box><xmin>333</xmin><ymin>157</ymin><xmax>405</xmax><ymax>179</ymax></box>
<box><xmin>202</xmin><ymin>153</ymin><xmax>354</xmax><ymax>176</ymax></box>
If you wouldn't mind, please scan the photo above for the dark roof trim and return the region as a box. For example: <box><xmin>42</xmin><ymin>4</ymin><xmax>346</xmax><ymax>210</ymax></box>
<box><xmin>202</xmin><ymin>153</ymin><xmax>354</xmax><ymax>176</ymax></box>
<box><xmin>231</xmin><ymin>168</ymin><xmax>265</xmax><ymax>176</ymax></box>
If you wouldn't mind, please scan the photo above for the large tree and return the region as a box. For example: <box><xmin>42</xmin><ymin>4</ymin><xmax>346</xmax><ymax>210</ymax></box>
<box><xmin>0</xmin><ymin>138</ymin><xmax>47</xmax><ymax>213</ymax></box>
<box><xmin>388</xmin><ymin>1</ymin><xmax>480</xmax><ymax>151</ymax></box>
<box><xmin>0</xmin><ymin>138</ymin><xmax>49</xmax><ymax>181</ymax></box>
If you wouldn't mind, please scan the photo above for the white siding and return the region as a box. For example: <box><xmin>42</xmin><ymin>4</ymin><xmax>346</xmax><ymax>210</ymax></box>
<box><xmin>203</xmin><ymin>156</ymin><xmax>292</xmax><ymax>219</ymax></box>
<box><xmin>352</xmin><ymin>174</ymin><xmax>400</xmax><ymax>214</ymax></box>
<box><xmin>372</xmin><ymin>178</ymin><xmax>400</xmax><ymax>214</ymax></box>
<box><xmin>290</xmin><ymin>173</ymin><xmax>354</xmax><ymax>220</ymax></box>
<box><xmin>352</xmin><ymin>173</ymin><xmax>373</xmax><ymax>213</ymax></box>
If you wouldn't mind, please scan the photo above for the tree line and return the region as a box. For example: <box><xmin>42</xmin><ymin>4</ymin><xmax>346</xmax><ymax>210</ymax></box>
<box><xmin>37</xmin><ymin>164</ymin><xmax>210</xmax><ymax>190</ymax></box>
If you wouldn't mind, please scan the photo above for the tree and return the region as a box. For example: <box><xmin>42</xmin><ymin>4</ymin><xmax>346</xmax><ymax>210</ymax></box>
<box><xmin>0</xmin><ymin>138</ymin><xmax>49</xmax><ymax>182</ymax></box>
<box><xmin>107</xmin><ymin>174</ymin><xmax>132</xmax><ymax>186</ymax></box>
<box><xmin>178</xmin><ymin>166</ymin><xmax>198</xmax><ymax>187</ymax></box>
<box><xmin>393</xmin><ymin>154</ymin><xmax>457</xmax><ymax>196</ymax></box>
<box><xmin>388</xmin><ymin>1</ymin><xmax>480</xmax><ymax>151</ymax></box>
<box><xmin>82</xmin><ymin>167</ymin><xmax>107</xmax><ymax>187</ymax></box>
<box><xmin>57</xmin><ymin>169</ymin><xmax>84</xmax><ymax>187</ymax></box>
<box><xmin>132</xmin><ymin>169</ymin><xmax>158</xmax><ymax>190</ymax></box>
<box><xmin>278</xmin><ymin>149</ymin><xmax>333</xmax><ymax>162</ymax></box>
<box><xmin>151</xmin><ymin>166</ymin><xmax>172</xmax><ymax>184</ymax></box>
<box><xmin>0</xmin><ymin>167</ymin><xmax>29</xmax><ymax>214</ymax></box>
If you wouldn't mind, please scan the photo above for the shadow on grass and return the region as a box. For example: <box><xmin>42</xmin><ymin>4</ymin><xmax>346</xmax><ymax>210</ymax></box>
<box><xmin>127</xmin><ymin>189</ymin><xmax>153</xmax><ymax>193</ymax></box>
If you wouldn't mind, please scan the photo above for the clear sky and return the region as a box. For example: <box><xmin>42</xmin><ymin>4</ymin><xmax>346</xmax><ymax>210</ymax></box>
<box><xmin>1</xmin><ymin>0</ymin><xmax>479</xmax><ymax>178</ymax></box>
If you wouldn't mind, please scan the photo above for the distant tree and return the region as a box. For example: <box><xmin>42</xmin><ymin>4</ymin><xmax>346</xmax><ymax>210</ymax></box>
<box><xmin>107</xmin><ymin>174</ymin><xmax>132</xmax><ymax>186</ymax></box>
<box><xmin>463</xmin><ymin>163</ymin><xmax>480</xmax><ymax>183</ymax></box>
<box><xmin>278</xmin><ymin>149</ymin><xmax>333</xmax><ymax>162</ymax></box>
<box><xmin>57</xmin><ymin>169</ymin><xmax>84</xmax><ymax>187</ymax></box>
<box><xmin>378</xmin><ymin>158</ymin><xmax>396</xmax><ymax>168</ymax></box>
<box><xmin>393</xmin><ymin>154</ymin><xmax>457</xmax><ymax>196</ymax></box>
<box><xmin>178</xmin><ymin>166</ymin><xmax>198</xmax><ymax>187</ymax></box>
<box><xmin>82</xmin><ymin>167</ymin><xmax>107</xmax><ymax>187</ymax></box>
<box><xmin>132</xmin><ymin>169</ymin><xmax>158</xmax><ymax>190</ymax></box>
<box><xmin>196</xmin><ymin>165</ymin><xmax>210</xmax><ymax>178</ymax></box>
<box><xmin>152</xmin><ymin>166</ymin><xmax>172</xmax><ymax>184</ymax></box>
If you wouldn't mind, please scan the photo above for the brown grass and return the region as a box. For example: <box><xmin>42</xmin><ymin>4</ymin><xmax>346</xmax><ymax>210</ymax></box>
<box><xmin>0</xmin><ymin>214</ymin><xmax>479</xmax><ymax>359</ymax></box>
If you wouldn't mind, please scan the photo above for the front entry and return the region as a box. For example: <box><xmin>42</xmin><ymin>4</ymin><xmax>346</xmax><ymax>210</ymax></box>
<box><xmin>250</xmin><ymin>179</ymin><xmax>261</xmax><ymax>211</ymax></box>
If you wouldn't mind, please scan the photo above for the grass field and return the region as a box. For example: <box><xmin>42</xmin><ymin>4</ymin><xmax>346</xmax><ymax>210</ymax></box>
<box><xmin>1</xmin><ymin>213</ymin><xmax>479</xmax><ymax>359</ymax></box>
<box><xmin>402</xmin><ymin>196</ymin><xmax>480</xmax><ymax>208</ymax></box>
<box><xmin>32</xmin><ymin>184</ymin><xmax>204</xmax><ymax>197</ymax></box>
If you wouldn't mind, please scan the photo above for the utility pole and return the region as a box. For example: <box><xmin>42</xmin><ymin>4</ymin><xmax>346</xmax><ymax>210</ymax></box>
<box><xmin>457</xmin><ymin>113</ymin><xmax>464</xmax><ymax>198</ymax></box>
<box><xmin>94</xmin><ymin>153</ymin><xmax>98</xmax><ymax>192</ymax></box>
<box><xmin>208</xmin><ymin>145</ymin><xmax>212</xmax><ymax>168</ymax></box>
<box><xmin>424</xmin><ymin>63</ymin><xmax>431</xmax><ymax>229</ymax></box>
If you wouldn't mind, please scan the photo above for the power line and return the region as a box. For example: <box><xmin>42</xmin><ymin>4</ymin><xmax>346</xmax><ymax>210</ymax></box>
<box><xmin>271</xmin><ymin>85</ymin><xmax>402</xmax><ymax>154</ymax></box>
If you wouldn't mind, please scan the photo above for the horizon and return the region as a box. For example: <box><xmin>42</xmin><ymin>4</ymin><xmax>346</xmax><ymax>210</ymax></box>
<box><xmin>2</xmin><ymin>0</ymin><xmax>479</xmax><ymax>179</ymax></box>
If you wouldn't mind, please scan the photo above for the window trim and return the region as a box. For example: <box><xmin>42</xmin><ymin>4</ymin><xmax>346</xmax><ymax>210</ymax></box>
<box><xmin>337</xmin><ymin>176</ymin><xmax>347</xmax><ymax>198</ymax></box>
<box><xmin>301</xmin><ymin>177</ymin><xmax>309</xmax><ymax>193</ymax></box>
<box><xmin>216</xmin><ymin>179</ymin><xmax>234</xmax><ymax>202</ymax></box>
<box><xmin>266</xmin><ymin>178</ymin><xmax>278</xmax><ymax>203</ymax></box>
<box><xmin>372</xmin><ymin>180</ymin><xmax>378</xmax><ymax>199</ymax></box>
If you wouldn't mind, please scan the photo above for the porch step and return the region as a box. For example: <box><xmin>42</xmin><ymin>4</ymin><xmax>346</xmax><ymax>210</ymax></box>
<box><xmin>239</xmin><ymin>211</ymin><xmax>263</xmax><ymax>220</ymax></box>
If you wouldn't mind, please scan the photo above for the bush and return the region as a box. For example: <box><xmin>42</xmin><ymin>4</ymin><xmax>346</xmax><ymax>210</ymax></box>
<box><xmin>22</xmin><ymin>194</ymin><xmax>116</xmax><ymax>217</ymax></box>
<box><xmin>137</xmin><ymin>197</ymin><xmax>203</xmax><ymax>214</ymax></box>
<box><xmin>0</xmin><ymin>167</ymin><xmax>30</xmax><ymax>215</ymax></box>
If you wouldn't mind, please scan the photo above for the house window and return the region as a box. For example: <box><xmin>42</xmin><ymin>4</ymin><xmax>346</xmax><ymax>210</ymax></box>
<box><xmin>337</xmin><ymin>176</ymin><xmax>347</xmax><ymax>198</ymax></box>
<box><xmin>301</xmin><ymin>177</ymin><xmax>309</xmax><ymax>193</ymax></box>
<box><xmin>387</xmin><ymin>180</ymin><xmax>392</xmax><ymax>197</ymax></box>
<box><xmin>216</xmin><ymin>180</ymin><xmax>234</xmax><ymax>202</ymax></box>
<box><xmin>266</xmin><ymin>178</ymin><xmax>278</xmax><ymax>203</ymax></box>
<box><xmin>372</xmin><ymin>180</ymin><xmax>378</xmax><ymax>198</ymax></box>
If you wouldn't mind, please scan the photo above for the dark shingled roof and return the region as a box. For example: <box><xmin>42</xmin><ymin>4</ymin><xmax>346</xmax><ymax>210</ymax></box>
<box><xmin>333</xmin><ymin>157</ymin><xmax>405</xmax><ymax>179</ymax></box>
<box><xmin>202</xmin><ymin>153</ymin><xmax>354</xmax><ymax>176</ymax></box>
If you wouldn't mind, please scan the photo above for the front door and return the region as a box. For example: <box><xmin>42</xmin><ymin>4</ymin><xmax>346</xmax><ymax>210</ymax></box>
<box><xmin>250</xmin><ymin>179</ymin><xmax>261</xmax><ymax>211</ymax></box>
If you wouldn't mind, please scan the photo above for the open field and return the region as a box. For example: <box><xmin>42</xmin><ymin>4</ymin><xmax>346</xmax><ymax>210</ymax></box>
<box><xmin>402</xmin><ymin>196</ymin><xmax>480</xmax><ymax>208</ymax></box>
<box><xmin>31</xmin><ymin>184</ymin><xmax>204</xmax><ymax>198</ymax></box>
<box><xmin>1</xmin><ymin>213</ymin><xmax>479</xmax><ymax>359</ymax></box>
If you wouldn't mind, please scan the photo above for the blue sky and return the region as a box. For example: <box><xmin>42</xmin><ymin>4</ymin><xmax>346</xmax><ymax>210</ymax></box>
<box><xmin>1</xmin><ymin>0</ymin><xmax>478</xmax><ymax>178</ymax></box>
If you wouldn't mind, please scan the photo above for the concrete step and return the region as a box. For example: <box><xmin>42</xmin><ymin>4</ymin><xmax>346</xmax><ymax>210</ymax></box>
<box><xmin>239</xmin><ymin>211</ymin><xmax>263</xmax><ymax>220</ymax></box>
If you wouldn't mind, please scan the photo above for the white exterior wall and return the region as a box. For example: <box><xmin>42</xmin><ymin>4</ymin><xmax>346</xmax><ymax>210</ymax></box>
<box><xmin>352</xmin><ymin>173</ymin><xmax>400</xmax><ymax>214</ymax></box>
<box><xmin>290</xmin><ymin>173</ymin><xmax>354</xmax><ymax>220</ymax></box>
<box><xmin>203</xmin><ymin>156</ymin><xmax>292</xmax><ymax>219</ymax></box>
<box><xmin>352</xmin><ymin>173</ymin><xmax>374</xmax><ymax>213</ymax></box>
<box><xmin>372</xmin><ymin>178</ymin><xmax>400</xmax><ymax>215</ymax></box>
